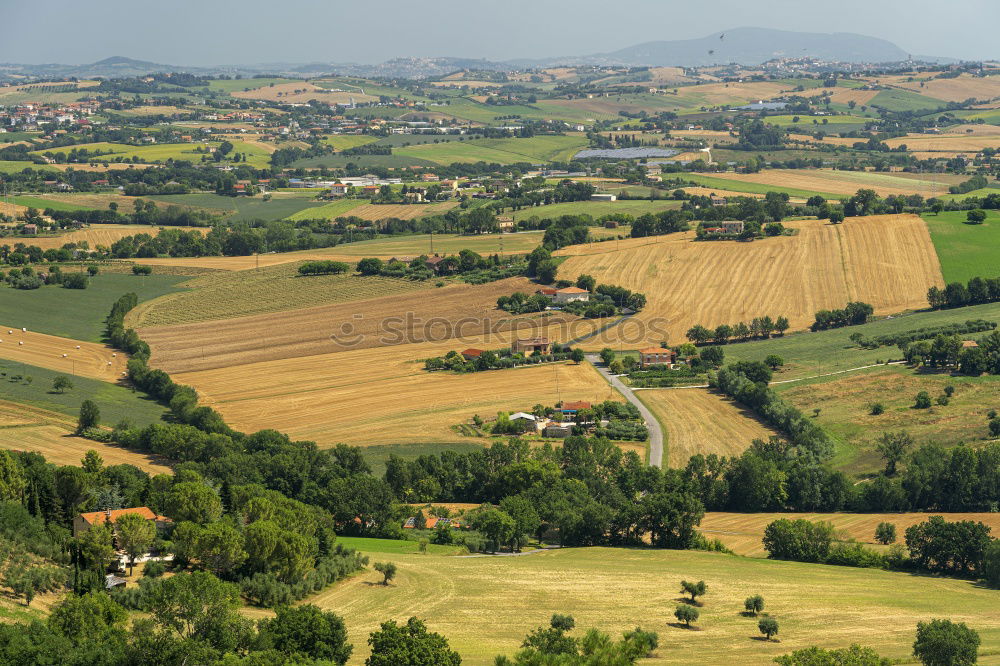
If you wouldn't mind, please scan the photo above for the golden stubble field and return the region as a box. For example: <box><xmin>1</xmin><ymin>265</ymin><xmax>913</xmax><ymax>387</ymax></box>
<box><xmin>0</xmin><ymin>401</ymin><xmax>173</xmax><ymax>475</ymax></box>
<box><xmin>698</xmin><ymin>511</ymin><xmax>1000</xmax><ymax>558</ymax></box>
<box><xmin>0</xmin><ymin>326</ymin><xmax>128</xmax><ymax>380</ymax></box>
<box><xmin>27</xmin><ymin>224</ymin><xmax>207</xmax><ymax>251</ymax></box>
<box><xmin>231</xmin><ymin>82</ymin><xmax>377</xmax><ymax>105</ymax></box>
<box><xmin>554</xmin><ymin>215</ymin><xmax>943</xmax><ymax>349</ymax></box>
<box><xmin>171</xmin><ymin>338</ymin><xmax>618</xmax><ymax>447</ymax></box>
<box><xmin>700</xmin><ymin>169</ymin><xmax>945</xmax><ymax>197</ymax></box>
<box><xmin>638</xmin><ymin>389</ymin><xmax>779</xmax><ymax>467</ymax></box>
<box><xmin>139</xmin><ymin>277</ymin><xmax>577</xmax><ymax>373</ymax></box>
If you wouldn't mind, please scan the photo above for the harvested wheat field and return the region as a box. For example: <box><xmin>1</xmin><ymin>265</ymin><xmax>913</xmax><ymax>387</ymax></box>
<box><xmin>637</xmin><ymin>389</ymin><xmax>780</xmax><ymax>467</ymax></box>
<box><xmin>28</xmin><ymin>224</ymin><xmax>206</xmax><ymax>250</ymax></box>
<box><xmin>700</xmin><ymin>169</ymin><xmax>943</xmax><ymax>197</ymax></box>
<box><xmin>172</xmin><ymin>340</ymin><xmax>616</xmax><ymax>447</ymax></box>
<box><xmin>0</xmin><ymin>326</ymin><xmax>127</xmax><ymax>381</ymax></box>
<box><xmin>140</xmin><ymin>277</ymin><xmax>585</xmax><ymax>373</ymax></box>
<box><xmin>347</xmin><ymin>202</ymin><xmax>458</xmax><ymax>221</ymax></box>
<box><xmin>801</xmin><ymin>87</ymin><xmax>880</xmax><ymax>107</ymax></box>
<box><xmin>889</xmin><ymin>73</ymin><xmax>1000</xmax><ymax>102</ymax></box>
<box><xmin>128</xmin><ymin>264</ymin><xmax>433</xmax><ymax>328</ymax></box>
<box><xmin>680</xmin><ymin>186</ymin><xmax>764</xmax><ymax>199</ymax></box>
<box><xmin>555</xmin><ymin>215</ymin><xmax>943</xmax><ymax>349</ymax></box>
<box><xmin>698</xmin><ymin>512</ymin><xmax>1000</xmax><ymax>558</ymax></box>
<box><xmin>885</xmin><ymin>132</ymin><xmax>1000</xmax><ymax>152</ymax></box>
<box><xmin>0</xmin><ymin>421</ymin><xmax>173</xmax><ymax>476</ymax></box>
<box><xmin>787</xmin><ymin>133</ymin><xmax>866</xmax><ymax>147</ymax></box>
<box><xmin>232</xmin><ymin>82</ymin><xmax>376</xmax><ymax>105</ymax></box>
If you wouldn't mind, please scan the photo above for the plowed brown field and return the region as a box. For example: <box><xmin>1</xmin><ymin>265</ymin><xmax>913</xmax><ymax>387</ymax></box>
<box><xmin>555</xmin><ymin>214</ymin><xmax>943</xmax><ymax>348</ymax></box>
<box><xmin>637</xmin><ymin>389</ymin><xmax>779</xmax><ymax>466</ymax></box>
<box><xmin>0</xmin><ymin>326</ymin><xmax>128</xmax><ymax>381</ymax></box>
<box><xmin>698</xmin><ymin>512</ymin><xmax>1000</xmax><ymax>558</ymax></box>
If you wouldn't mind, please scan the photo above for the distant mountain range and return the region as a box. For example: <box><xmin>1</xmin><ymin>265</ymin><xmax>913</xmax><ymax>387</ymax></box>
<box><xmin>0</xmin><ymin>28</ymin><xmax>961</xmax><ymax>81</ymax></box>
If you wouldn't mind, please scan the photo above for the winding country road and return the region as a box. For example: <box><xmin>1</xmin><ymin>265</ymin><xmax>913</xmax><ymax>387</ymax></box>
<box><xmin>586</xmin><ymin>354</ymin><xmax>664</xmax><ymax>468</ymax></box>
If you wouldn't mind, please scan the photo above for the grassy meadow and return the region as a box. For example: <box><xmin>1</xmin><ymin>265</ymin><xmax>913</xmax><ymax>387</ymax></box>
<box><xmin>718</xmin><ymin>300</ymin><xmax>1000</xmax><ymax>380</ymax></box>
<box><xmin>0</xmin><ymin>272</ymin><xmax>188</xmax><ymax>341</ymax></box>
<box><xmin>0</xmin><ymin>359</ymin><xmax>169</xmax><ymax>427</ymax></box>
<box><xmin>304</xmin><ymin>545</ymin><xmax>1000</xmax><ymax>665</ymax></box>
<box><xmin>923</xmin><ymin>209</ymin><xmax>1000</xmax><ymax>283</ymax></box>
<box><xmin>777</xmin><ymin>364</ymin><xmax>1000</xmax><ymax>474</ymax></box>
<box><xmin>678</xmin><ymin>173</ymin><xmax>843</xmax><ymax>200</ymax></box>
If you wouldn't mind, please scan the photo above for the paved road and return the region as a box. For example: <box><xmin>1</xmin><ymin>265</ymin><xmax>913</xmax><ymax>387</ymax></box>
<box><xmin>586</xmin><ymin>354</ymin><xmax>664</xmax><ymax>468</ymax></box>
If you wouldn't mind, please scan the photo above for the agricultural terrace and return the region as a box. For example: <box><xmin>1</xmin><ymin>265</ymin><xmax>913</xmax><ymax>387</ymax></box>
<box><xmin>777</xmin><ymin>365</ymin><xmax>1000</xmax><ymax>474</ymax></box>
<box><xmin>637</xmin><ymin>389</ymin><xmax>780</xmax><ymax>467</ymax></box>
<box><xmin>139</xmin><ymin>277</ymin><xmax>573</xmax><ymax>371</ymax></box>
<box><xmin>127</xmin><ymin>263</ymin><xmax>435</xmax><ymax>327</ymax></box>
<box><xmin>688</xmin><ymin>169</ymin><xmax>952</xmax><ymax>197</ymax></box>
<box><xmin>698</xmin><ymin>512</ymin><xmax>1000</xmax><ymax>558</ymax></box>
<box><xmin>170</xmin><ymin>341</ymin><xmax>616</xmax><ymax>448</ymax></box>
<box><xmin>923</xmin><ymin>209</ymin><xmax>1000</xmax><ymax>283</ymax></box>
<box><xmin>0</xmin><ymin>401</ymin><xmax>172</xmax><ymax>475</ymax></box>
<box><xmin>721</xmin><ymin>299</ymin><xmax>1000</xmax><ymax>380</ymax></box>
<box><xmin>555</xmin><ymin>215</ymin><xmax>943</xmax><ymax>349</ymax></box>
<box><xmin>0</xmin><ymin>326</ymin><xmax>127</xmax><ymax>381</ymax></box>
<box><xmin>300</xmin><ymin>546</ymin><xmax>1000</xmax><ymax>665</ymax></box>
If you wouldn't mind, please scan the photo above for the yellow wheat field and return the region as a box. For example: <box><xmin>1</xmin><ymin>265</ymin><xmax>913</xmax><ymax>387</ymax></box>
<box><xmin>699</xmin><ymin>512</ymin><xmax>1000</xmax><ymax>558</ymax></box>
<box><xmin>171</xmin><ymin>338</ymin><xmax>618</xmax><ymax>448</ymax></box>
<box><xmin>0</xmin><ymin>424</ymin><xmax>173</xmax><ymax>476</ymax></box>
<box><xmin>27</xmin><ymin>224</ymin><xmax>206</xmax><ymax>250</ymax></box>
<box><xmin>885</xmin><ymin>73</ymin><xmax>1000</xmax><ymax>103</ymax></box>
<box><xmin>555</xmin><ymin>215</ymin><xmax>943</xmax><ymax>349</ymax></box>
<box><xmin>231</xmin><ymin>82</ymin><xmax>377</xmax><ymax>105</ymax></box>
<box><xmin>637</xmin><ymin>389</ymin><xmax>779</xmax><ymax>467</ymax></box>
<box><xmin>0</xmin><ymin>326</ymin><xmax>128</xmax><ymax>381</ymax></box>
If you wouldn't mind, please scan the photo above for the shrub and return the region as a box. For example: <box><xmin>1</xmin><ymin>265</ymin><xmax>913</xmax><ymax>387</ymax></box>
<box><xmin>913</xmin><ymin>392</ymin><xmax>932</xmax><ymax>409</ymax></box>
<box><xmin>870</xmin><ymin>402</ymin><xmax>885</xmax><ymax>415</ymax></box>
<box><xmin>131</xmin><ymin>265</ymin><xmax>152</xmax><ymax>275</ymax></box>
<box><xmin>61</xmin><ymin>272</ymin><xmax>88</xmax><ymax>289</ymax></box>
<box><xmin>143</xmin><ymin>561</ymin><xmax>166</xmax><ymax>578</ymax></box>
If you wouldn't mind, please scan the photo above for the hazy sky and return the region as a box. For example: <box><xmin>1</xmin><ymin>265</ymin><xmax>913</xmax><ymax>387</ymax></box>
<box><xmin>2</xmin><ymin>0</ymin><xmax>997</xmax><ymax>65</ymax></box>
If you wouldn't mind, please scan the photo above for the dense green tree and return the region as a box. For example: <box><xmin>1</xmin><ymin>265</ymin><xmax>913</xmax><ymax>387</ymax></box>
<box><xmin>77</xmin><ymin>400</ymin><xmax>100</xmax><ymax>433</ymax></box>
<box><xmin>759</xmin><ymin>617</ymin><xmax>779</xmax><ymax>641</ymax></box>
<box><xmin>366</xmin><ymin>617</ymin><xmax>461</xmax><ymax>666</ymax></box>
<box><xmin>373</xmin><ymin>561</ymin><xmax>397</xmax><ymax>586</ymax></box>
<box><xmin>258</xmin><ymin>604</ymin><xmax>352</xmax><ymax>664</ymax></box>
<box><xmin>913</xmin><ymin>619</ymin><xmax>979</xmax><ymax>666</ymax></box>
<box><xmin>674</xmin><ymin>604</ymin><xmax>698</xmax><ymax>627</ymax></box>
<box><xmin>115</xmin><ymin>512</ymin><xmax>156</xmax><ymax>575</ymax></box>
<box><xmin>680</xmin><ymin>580</ymin><xmax>706</xmax><ymax>604</ymax></box>
<box><xmin>744</xmin><ymin>594</ymin><xmax>765</xmax><ymax>616</ymax></box>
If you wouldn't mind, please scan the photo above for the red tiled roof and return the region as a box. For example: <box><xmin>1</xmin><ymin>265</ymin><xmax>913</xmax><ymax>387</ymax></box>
<box><xmin>639</xmin><ymin>347</ymin><xmax>672</xmax><ymax>354</ymax></box>
<box><xmin>561</xmin><ymin>401</ymin><xmax>591</xmax><ymax>411</ymax></box>
<box><xmin>556</xmin><ymin>287</ymin><xmax>588</xmax><ymax>294</ymax></box>
<box><xmin>462</xmin><ymin>348</ymin><xmax>484</xmax><ymax>357</ymax></box>
<box><xmin>79</xmin><ymin>507</ymin><xmax>171</xmax><ymax>526</ymax></box>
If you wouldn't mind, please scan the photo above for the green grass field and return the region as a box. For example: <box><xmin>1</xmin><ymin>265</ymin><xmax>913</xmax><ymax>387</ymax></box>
<box><xmin>289</xmin><ymin>153</ymin><xmax>435</xmax><ymax>169</ymax></box>
<box><xmin>762</xmin><ymin>114</ymin><xmax>871</xmax><ymax>128</ymax></box>
<box><xmin>923</xmin><ymin>209</ymin><xmax>1000</xmax><ymax>283</ymax></box>
<box><xmin>203</xmin><ymin>78</ymin><xmax>300</xmax><ymax>93</ymax></box>
<box><xmin>394</xmin><ymin>135</ymin><xmax>588</xmax><ymax>166</ymax></box>
<box><xmin>777</xmin><ymin>364</ymin><xmax>1000</xmax><ymax>474</ymax></box>
<box><xmin>0</xmin><ymin>161</ymin><xmax>57</xmax><ymax>174</ymax></box>
<box><xmin>9</xmin><ymin>195</ymin><xmax>96</xmax><ymax>212</ymax></box>
<box><xmin>28</xmin><ymin>141</ymin><xmax>271</xmax><ymax>168</ymax></box>
<box><xmin>719</xmin><ymin>299</ymin><xmax>1000</xmax><ymax>380</ymax></box>
<box><xmin>306</xmin><ymin>545</ymin><xmax>1000</xmax><ymax>665</ymax></box>
<box><xmin>679</xmin><ymin>173</ymin><xmax>843</xmax><ymax>200</ymax></box>
<box><xmin>511</xmin><ymin>199</ymin><xmax>682</xmax><ymax>221</ymax></box>
<box><xmin>285</xmin><ymin>199</ymin><xmax>364</xmax><ymax>221</ymax></box>
<box><xmin>870</xmin><ymin>89</ymin><xmax>948</xmax><ymax>112</ymax></box>
<box><xmin>148</xmin><ymin>193</ymin><xmax>326</xmax><ymax>221</ymax></box>
<box><xmin>329</xmin><ymin>231</ymin><xmax>544</xmax><ymax>257</ymax></box>
<box><xmin>0</xmin><ymin>359</ymin><xmax>169</xmax><ymax>427</ymax></box>
<box><xmin>0</xmin><ymin>273</ymin><xmax>188</xmax><ymax>341</ymax></box>
<box><xmin>321</xmin><ymin>135</ymin><xmax>380</xmax><ymax>151</ymax></box>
